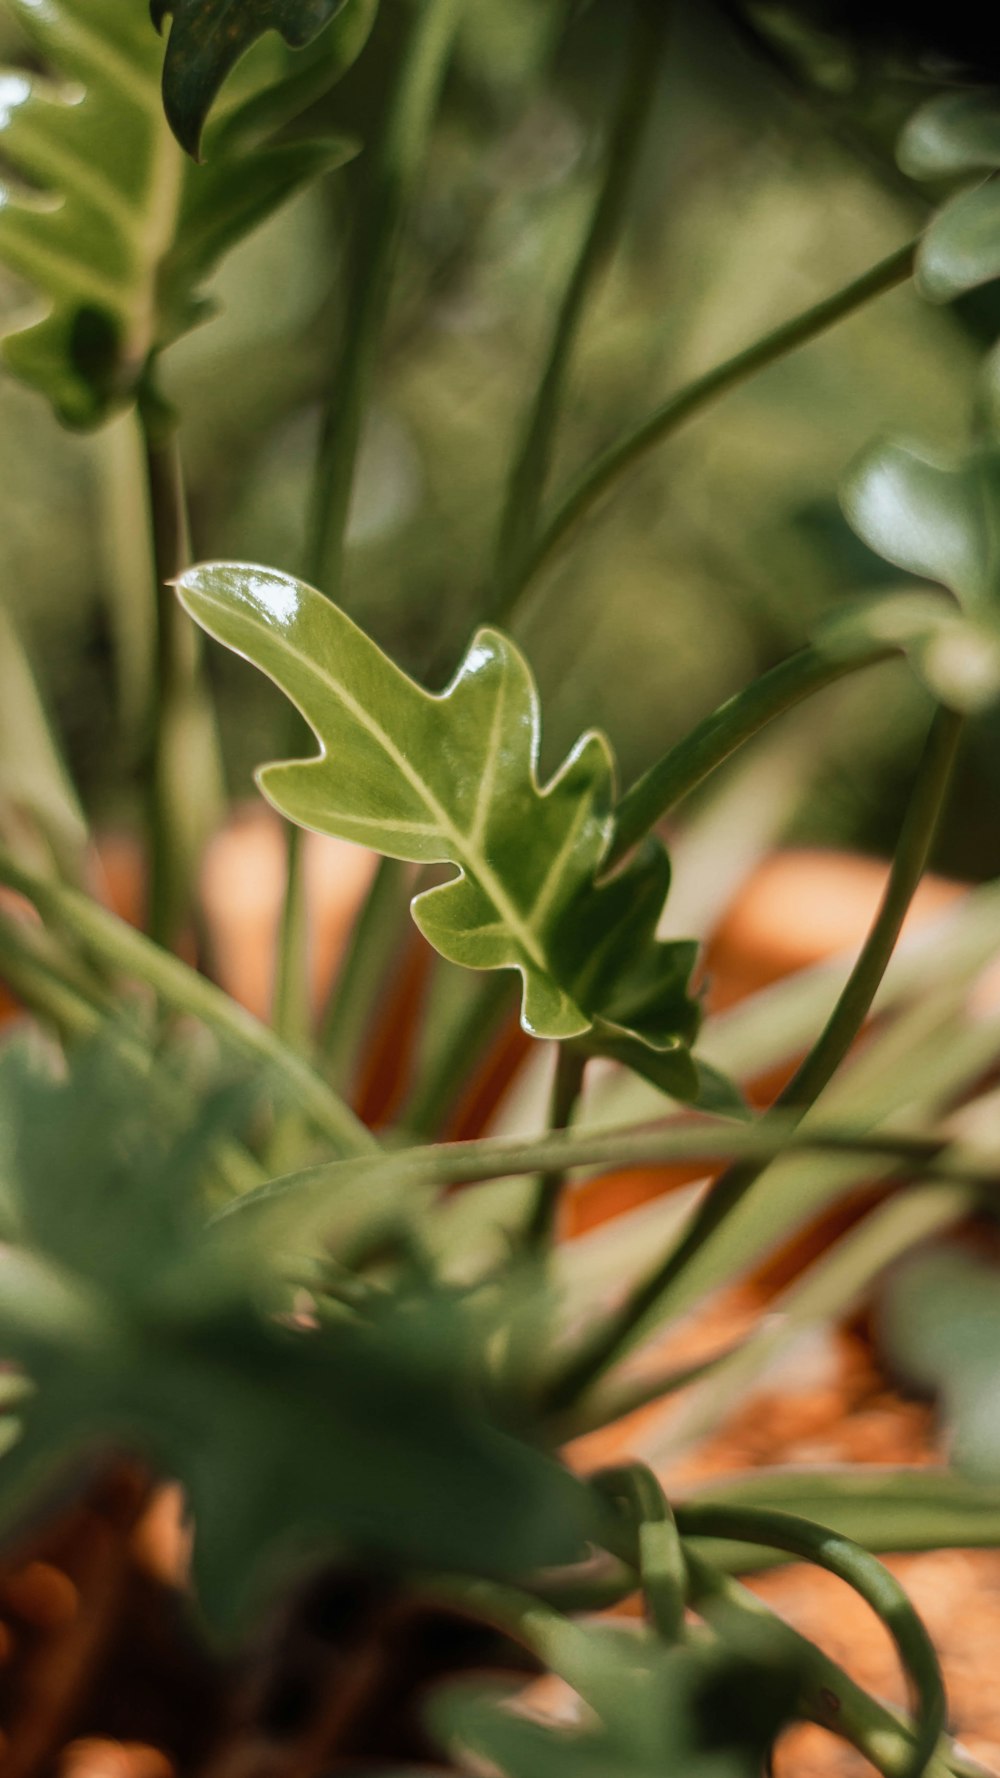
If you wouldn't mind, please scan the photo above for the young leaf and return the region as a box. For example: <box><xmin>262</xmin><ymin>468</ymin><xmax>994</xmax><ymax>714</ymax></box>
<box><xmin>177</xmin><ymin>564</ymin><xmax>703</xmax><ymax>1098</ymax></box>
<box><xmin>898</xmin><ymin>91</ymin><xmax>1000</xmax><ymax>179</ymax></box>
<box><xmin>152</xmin><ymin>0</ymin><xmax>363</xmax><ymax>157</ymax></box>
<box><xmin>0</xmin><ymin>0</ymin><xmax>356</xmax><ymax>426</ymax></box>
<box><xmin>918</xmin><ymin>179</ymin><xmax>1000</xmax><ymax>303</ymax></box>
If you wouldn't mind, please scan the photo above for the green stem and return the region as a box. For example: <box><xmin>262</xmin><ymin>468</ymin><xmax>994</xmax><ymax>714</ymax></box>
<box><xmin>491</xmin><ymin>0</ymin><xmax>670</xmax><ymax>615</ymax></box>
<box><xmin>318</xmin><ymin>854</ymin><xmax>414</xmax><ymax>1092</ymax></box>
<box><xmin>271</xmin><ymin>825</ymin><xmax>311</xmax><ymax>1050</ymax></box>
<box><xmin>682</xmin><ymin>1549</ymin><xmax>954</xmax><ymax>1778</ymax></box>
<box><xmin>140</xmin><ymin>397</ymin><xmax>223</xmax><ymax>951</ymax></box>
<box><xmin>544</xmin><ymin>705</ymin><xmax>964</xmax><ymax>1410</ymax></box>
<box><xmin>676</xmin><ymin>1504</ymin><xmax>946</xmax><ymax>1778</ymax></box>
<box><xmin>397</xmin><ymin>966</ymin><xmax>517</xmax><ymax>1138</ymax></box>
<box><xmin>0</xmin><ymin>910</ymin><xmax>103</xmax><ymax>1040</ymax></box>
<box><xmin>284</xmin><ymin>0</ymin><xmax>463</xmax><ymax>1058</ymax></box>
<box><xmin>0</xmin><ymin>844</ymin><xmax>378</xmax><ymax>1158</ymax></box>
<box><xmin>506</xmin><ymin>238</ymin><xmax>917</xmax><ymax>615</ymax></box>
<box><xmin>609</xmin><ymin>627</ymin><xmax>900</xmax><ymax>866</ymax></box>
<box><xmin>305</xmin><ymin>0</ymin><xmax>464</xmax><ymax>600</ymax></box>
<box><xmin>592</xmin><ymin>1463</ymin><xmax>686</xmax><ymax>1643</ymax></box>
<box><xmin>526</xmin><ymin>1045</ymin><xmax>587</xmax><ymax>1249</ymax></box>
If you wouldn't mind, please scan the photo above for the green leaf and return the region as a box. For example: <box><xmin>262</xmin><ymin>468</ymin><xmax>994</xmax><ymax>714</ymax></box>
<box><xmin>917</xmin><ymin>178</ymin><xmax>1000</xmax><ymax>303</ymax></box>
<box><xmin>152</xmin><ymin>0</ymin><xmax>365</xmax><ymax>157</ymax></box>
<box><xmin>898</xmin><ymin>91</ymin><xmax>1000</xmax><ymax>179</ymax></box>
<box><xmin>840</xmin><ymin>451</ymin><xmax>1000</xmax><ymax>709</ymax></box>
<box><xmin>881</xmin><ymin>1247</ymin><xmax>1000</xmax><ymax>1482</ymax></box>
<box><xmin>433</xmin><ymin>1640</ymin><xmax>797</xmax><ymax>1778</ymax></box>
<box><xmin>0</xmin><ymin>0</ymin><xmax>357</xmax><ymax>425</ymax></box>
<box><xmin>0</xmin><ymin>1034</ymin><xmax>596</xmax><ymax>1633</ymax></box>
<box><xmin>177</xmin><ymin>564</ymin><xmax>704</xmax><ymax>1095</ymax></box>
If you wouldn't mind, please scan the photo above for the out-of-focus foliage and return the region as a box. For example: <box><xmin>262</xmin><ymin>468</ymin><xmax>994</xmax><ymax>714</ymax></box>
<box><xmin>0</xmin><ymin>0</ymin><xmax>996</xmax><ymax>864</ymax></box>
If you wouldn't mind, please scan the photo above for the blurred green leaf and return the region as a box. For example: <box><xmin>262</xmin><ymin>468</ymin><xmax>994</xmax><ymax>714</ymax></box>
<box><xmin>917</xmin><ymin>179</ymin><xmax>1000</xmax><ymax>304</ymax></box>
<box><xmin>0</xmin><ymin>604</ymin><xmax>88</xmax><ymax>874</ymax></box>
<box><xmin>0</xmin><ymin>1034</ymin><xmax>596</xmax><ymax>1634</ymax></box>
<box><xmin>152</xmin><ymin>0</ymin><xmax>365</xmax><ymax>156</ymax></box>
<box><xmin>881</xmin><ymin>1246</ymin><xmax>1000</xmax><ymax>1481</ymax></box>
<box><xmin>434</xmin><ymin>1639</ymin><xmax>797</xmax><ymax>1778</ymax></box>
<box><xmin>0</xmin><ymin>0</ymin><xmax>356</xmax><ymax>425</ymax></box>
<box><xmin>178</xmin><ymin>563</ymin><xmax>705</xmax><ymax>1097</ymax></box>
<box><xmin>898</xmin><ymin>92</ymin><xmax>1000</xmax><ymax>179</ymax></box>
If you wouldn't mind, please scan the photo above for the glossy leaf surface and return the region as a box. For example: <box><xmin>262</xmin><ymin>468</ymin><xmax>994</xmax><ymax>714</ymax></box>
<box><xmin>178</xmin><ymin>564</ymin><xmax>703</xmax><ymax>1095</ymax></box>
<box><xmin>918</xmin><ymin>179</ymin><xmax>1000</xmax><ymax>303</ymax></box>
<box><xmin>0</xmin><ymin>0</ymin><xmax>356</xmax><ymax>425</ymax></box>
<box><xmin>898</xmin><ymin>91</ymin><xmax>1000</xmax><ymax>178</ymax></box>
<box><xmin>842</xmin><ymin>442</ymin><xmax>1000</xmax><ymax>708</ymax></box>
<box><xmin>153</xmin><ymin>0</ymin><xmax>363</xmax><ymax>155</ymax></box>
<box><xmin>0</xmin><ymin>1034</ymin><xmax>595</xmax><ymax>1633</ymax></box>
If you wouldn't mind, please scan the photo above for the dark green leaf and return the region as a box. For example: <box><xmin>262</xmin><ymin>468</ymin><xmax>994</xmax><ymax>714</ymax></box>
<box><xmin>152</xmin><ymin>0</ymin><xmax>365</xmax><ymax>156</ymax></box>
<box><xmin>842</xmin><ymin>441</ymin><xmax>1000</xmax><ymax>613</ymax></box>
<box><xmin>177</xmin><ymin>564</ymin><xmax>703</xmax><ymax>1095</ymax></box>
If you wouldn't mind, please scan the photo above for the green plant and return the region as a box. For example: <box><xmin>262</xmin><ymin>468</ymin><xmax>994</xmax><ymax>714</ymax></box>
<box><xmin>1</xmin><ymin>0</ymin><xmax>1000</xmax><ymax>1770</ymax></box>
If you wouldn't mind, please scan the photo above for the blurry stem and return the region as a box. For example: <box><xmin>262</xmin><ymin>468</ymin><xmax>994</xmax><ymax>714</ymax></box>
<box><xmin>398</xmin><ymin>967</ymin><xmax>516</xmax><ymax>1138</ymax></box>
<box><xmin>281</xmin><ymin>0</ymin><xmax>463</xmax><ymax>1054</ymax></box>
<box><xmin>139</xmin><ymin>393</ymin><xmax>223</xmax><ymax>951</ymax></box>
<box><xmin>676</xmin><ymin>1503</ymin><xmax>946</xmax><ymax>1778</ymax></box>
<box><xmin>319</xmin><ymin>855</ymin><xmax>412</xmax><ymax>1090</ymax></box>
<box><xmin>94</xmin><ymin>411</ymin><xmax>157</xmax><ymax>750</ymax></box>
<box><xmin>545</xmin><ymin>704</ymin><xmax>964</xmax><ymax>1410</ymax></box>
<box><xmin>502</xmin><ymin>237</ymin><xmax>917</xmax><ymax>621</ymax></box>
<box><xmin>305</xmin><ymin>0</ymin><xmax>464</xmax><ymax>599</ymax></box>
<box><xmin>0</xmin><ymin>843</ymin><xmax>378</xmax><ymax>1158</ymax></box>
<box><xmin>609</xmin><ymin>628</ymin><xmax>901</xmax><ymax>866</ymax></box>
<box><xmin>526</xmin><ymin>1045</ymin><xmax>587</xmax><ymax>1249</ymax></box>
<box><xmin>490</xmin><ymin>0</ymin><xmax>670</xmax><ymax>614</ymax></box>
<box><xmin>592</xmin><ymin>1463</ymin><xmax>686</xmax><ymax>1642</ymax></box>
<box><xmin>0</xmin><ymin>908</ymin><xmax>103</xmax><ymax>1041</ymax></box>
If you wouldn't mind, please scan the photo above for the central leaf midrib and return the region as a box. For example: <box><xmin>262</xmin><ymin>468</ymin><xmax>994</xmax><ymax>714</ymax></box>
<box><xmin>216</xmin><ymin>596</ymin><xmax>557</xmax><ymax>982</ymax></box>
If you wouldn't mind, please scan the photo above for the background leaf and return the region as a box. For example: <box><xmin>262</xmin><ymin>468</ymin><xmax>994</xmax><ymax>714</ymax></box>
<box><xmin>898</xmin><ymin>92</ymin><xmax>1000</xmax><ymax>179</ymax></box>
<box><xmin>880</xmin><ymin>1246</ymin><xmax>1000</xmax><ymax>1482</ymax></box>
<box><xmin>0</xmin><ymin>0</ymin><xmax>357</xmax><ymax>425</ymax></box>
<box><xmin>917</xmin><ymin>179</ymin><xmax>1000</xmax><ymax>304</ymax></box>
<box><xmin>178</xmin><ymin>563</ymin><xmax>704</xmax><ymax>1096</ymax></box>
<box><xmin>152</xmin><ymin>0</ymin><xmax>363</xmax><ymax>157</ymax></box>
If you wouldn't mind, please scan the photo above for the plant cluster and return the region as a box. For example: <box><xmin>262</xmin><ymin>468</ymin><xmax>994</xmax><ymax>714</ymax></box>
<box><xmin>0</xmin><ymin>0</ymin><xmax>1000</xmax><ymax>1771</ymax></box>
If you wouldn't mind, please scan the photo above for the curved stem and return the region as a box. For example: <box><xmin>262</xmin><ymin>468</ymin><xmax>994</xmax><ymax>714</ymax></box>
<box><xmin>592</xmin><ymin>1463</ymin><xmax>686</xmax><ymax>1643</ymax></box>
<box><xmin>490</xmin><ymin>0</ymin><xmax>671</xmax><ymax>616</ymax></box>
<box><xmin>676</xmin><ymin>1503</ymin><xmax>947</xmax><ymax>1778</ymax></box>
<box><xmin>544</xmin><ymin>705</ymin><xmax>964</xmax><ymax>1410</ymax></box>
<box><xmin>508</xmin><ymin>238</ymin><xmax>917</xmax><ymax>614</ymax></box>
<box><xmin>0</xmin><ymin>844</ymin><xmax>378</xmax><ymax>1158</ymax></box>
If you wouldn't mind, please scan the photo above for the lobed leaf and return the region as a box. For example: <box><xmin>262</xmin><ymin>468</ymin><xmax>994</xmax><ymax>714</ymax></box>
<box><xmin>152</xmin><ymin>0</ymin><xmax>366</xmax><ymax>157</ymax></box>
<box><xmin>0</xmin><ymin>0</ymin><xmax>359</xmax><ymax>425</ymax></box>
<box><xmin>177</xmin><ymin>563</ymin><xmax>704</xmax><ymax>1097</ymax></box>
<box><xmin>898</xmin><ymin>91</ymin><xmax>1000</xmax><ymax>304</ymax></box>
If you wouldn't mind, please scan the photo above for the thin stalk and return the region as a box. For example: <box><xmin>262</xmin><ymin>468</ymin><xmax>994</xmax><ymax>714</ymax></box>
<box><xmin>271</xmin><ymin>823</ymin><xmax>311</xmax><ymax>1049</ymax></box>
<box><xmin>609</xmin><ymin>631</ymin><xmax>899</xmax><ymax>866</ymax></box>
<box><xmin>305</xmin><ymin>0</ymin><xmax>464</xmax><ymax>598</ymax></box>
<box><xmin>491</xmin><ymin>0</ymin><xmax>670</xmax><ymax>614</ymax></box>
<box><xmin>140</xmin><ymin>398</ymin><xmax>223</xmax><ymax>951</ymax></box>
<box><xmin>592</xmin><ymin>1463</ymin><xmax>686</xmax><ymax>1643</ymax></box>
<box><xmin>544</xmin><ymin>705</ymin><xmax>964</xmax><ymax>1410</ymax></box>
<box><xmin>0</xmin><ymin>911</ymin><xmax>104</xmax><ymax>1041</ymax></box>
<box><xmin>526</xmin><ymin>1045</ymin><xmax>587</xmax><ymax>1249</ymax></box>
<box><xmin>320</xmin><ymin>855</ymin><xmax>412</xmax><ymax>1091</ymax></box>
<box><xmin>503</xmin><ymin>238</ymin><xmax>917</xmax><ymax>618</ymax></box>
<box><xmin>0</xmin><ymin>844</ymin><xmax>378</xmax><ymax>1159</ymax></box>
<box><xmin>676</xmin><ymin>1503</ymin><xmax>946</xmax><ymax>1778</ymax></box>
<box><xmin>282</xmin><ymin>0</ymin><xmax>463</xmax><ymax>1056</ymax></box>
<box><xmin>398</xmin><ymin>966</ymin><xmax>516</xmax><ymax>1138</ymax></box>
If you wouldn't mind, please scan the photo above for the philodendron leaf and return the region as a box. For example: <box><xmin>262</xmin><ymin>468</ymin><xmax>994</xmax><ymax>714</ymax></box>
<box><xmin>842</xmin><ymin>441</ymin><xmax>1000</xmax><ymax>709</ymax></box>
<box><xmin>152</xmin><ymin>0</ymin><xmax>357</xmax><ymax>156</ymax></box>
<box><xmin>178</xmin><ymin>564</ymin><xmax>704</xmax><ymax>1097</ymax></box>
<box><xmin>898</xmin><ymin>91</ymin><xmax>1000</xmax><ymax>179</ymax></box>
<box><xmin>918</xmin><ymin>180</ymin><xmax>1000</xmax><ymax>303</ymax></box>
<box><xmin>0</xmin><ymin>0</ymin><xmax>359</xmax><ymax>426</ymax></box>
